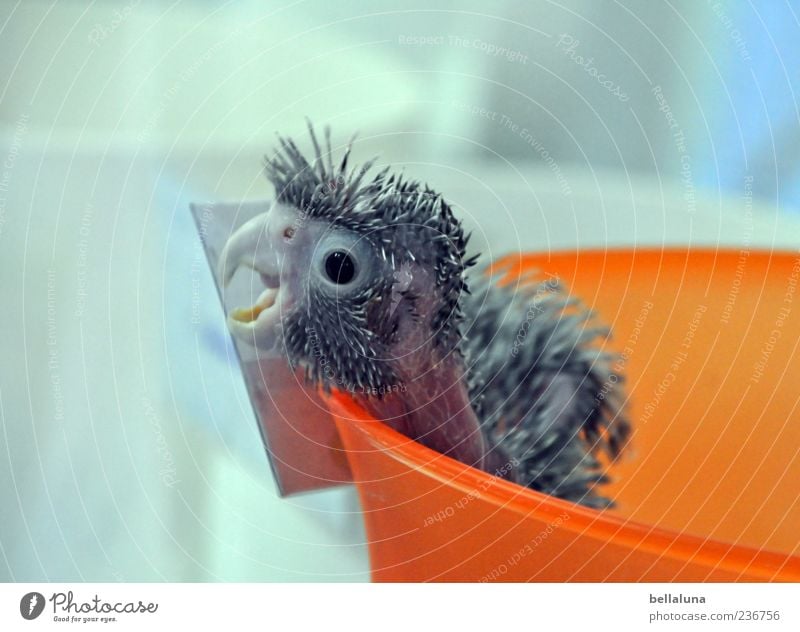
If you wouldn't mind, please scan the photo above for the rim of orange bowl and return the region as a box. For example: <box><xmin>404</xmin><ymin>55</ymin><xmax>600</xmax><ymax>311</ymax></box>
<box><xmin>325</xmin><ymin>390</ymin><xmax>800</xmax><ymax>580</ymax></box>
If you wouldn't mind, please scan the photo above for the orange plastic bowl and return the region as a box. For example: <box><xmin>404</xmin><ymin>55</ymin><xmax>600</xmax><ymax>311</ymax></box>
<box><xmin>324</xmin><ymin>248</ymin><xmax>800</xmax><ymax>581</ymax></box>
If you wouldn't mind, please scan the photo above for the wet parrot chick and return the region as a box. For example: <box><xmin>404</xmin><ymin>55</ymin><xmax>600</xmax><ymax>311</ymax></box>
<box><xmin>219</xmin><ymin>124</ymin><xmax>630</xmax><ymax>507</ymax></box>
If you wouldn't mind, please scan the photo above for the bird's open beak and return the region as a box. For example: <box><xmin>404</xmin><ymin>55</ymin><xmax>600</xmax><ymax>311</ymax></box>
<box><xmin>218</xmin><ymin>211</ymin><xmax>285</xmax><ymax>349</ymax></box>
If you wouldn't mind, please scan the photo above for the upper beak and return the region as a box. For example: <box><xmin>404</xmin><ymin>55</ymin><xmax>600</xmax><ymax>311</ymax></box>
<box><xmin>218</xmin><ymin>212</ymin><xmax>278</xmax><ymax>286</ymax></box>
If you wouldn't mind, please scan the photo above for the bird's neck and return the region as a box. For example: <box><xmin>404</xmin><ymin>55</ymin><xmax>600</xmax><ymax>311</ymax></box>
<box><xmin>358</xmin><ymin>338</ymin><xmax>489</xmax><ymax>471</ymax></box>
<box><xmin>355</xmin><ymin>264</ymin><xmax>499</xmax><ymax>472</ymax></box>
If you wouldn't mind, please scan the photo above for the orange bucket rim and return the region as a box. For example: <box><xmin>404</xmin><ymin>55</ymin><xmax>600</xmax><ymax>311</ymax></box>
<box><xmin>325</xmin><ymin>372</ymin><xmax>800</xmax><ymax>580</ymax></box>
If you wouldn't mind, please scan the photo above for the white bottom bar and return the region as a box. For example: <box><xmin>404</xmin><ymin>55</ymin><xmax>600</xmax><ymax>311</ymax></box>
<box><xmin>2</xmin><ymin>583</ymin><xmax>799</xmax><ymax>631</ymax></box>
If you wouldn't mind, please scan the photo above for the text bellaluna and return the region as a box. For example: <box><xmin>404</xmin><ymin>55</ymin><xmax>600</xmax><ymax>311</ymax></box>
<box><xmin>650</xmin><ymin>593</ymin><xmax>706</xmax><ymax>604</ymax></box>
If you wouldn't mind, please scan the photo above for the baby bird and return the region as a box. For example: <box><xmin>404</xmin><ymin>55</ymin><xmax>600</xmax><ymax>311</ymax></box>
<box><xmin>219</xmin><ymin>124</ymin><xmax>629</xmax><ymax>507</ymax></box>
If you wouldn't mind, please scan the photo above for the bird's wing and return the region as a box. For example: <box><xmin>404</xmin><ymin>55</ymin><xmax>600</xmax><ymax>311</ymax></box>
<box><xmin>461</xmin><ymin>264</ymin><xmax>629</xmax><ymax>507</ymax></box>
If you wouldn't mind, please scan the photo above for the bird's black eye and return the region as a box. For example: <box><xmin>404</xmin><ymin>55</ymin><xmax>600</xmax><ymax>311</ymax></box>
<box><xmin>324</xmin><ymin>250</ymin><xmax>356</xmax><ymax>284</ymax></box>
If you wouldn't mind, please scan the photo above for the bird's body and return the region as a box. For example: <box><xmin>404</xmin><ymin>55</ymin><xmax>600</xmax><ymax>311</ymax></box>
<box><xmin>462</xmin><ymin>270</ymin><xmax>627</xmax><ymax>506</ymax></box>
<box><xmin>220</xmin><ymin>124</ymin><xmax>629</xmax><ymax>507</ymax></box>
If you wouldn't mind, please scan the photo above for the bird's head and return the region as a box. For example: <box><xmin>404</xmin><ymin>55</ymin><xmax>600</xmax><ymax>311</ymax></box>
<box><xmin>219</xmin><ymin>125</ymin><xmax>475</xmax><ymax>396</ymax></box>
